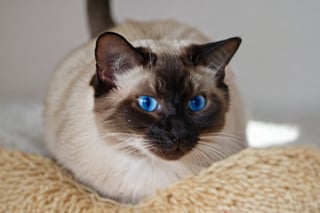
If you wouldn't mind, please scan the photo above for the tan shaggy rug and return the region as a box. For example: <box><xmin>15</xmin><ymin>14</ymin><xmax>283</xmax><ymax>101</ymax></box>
<box><xmin>0</xmin><ymin>146</ymin><xmax>319</xmax><ymax>212</ymax></box>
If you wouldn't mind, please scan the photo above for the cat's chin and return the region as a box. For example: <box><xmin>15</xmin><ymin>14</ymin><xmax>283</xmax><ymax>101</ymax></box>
<box><xmin>150</xmin><ymin>145</ymin><xmax>193</xmax><ymax>161</ymax></box>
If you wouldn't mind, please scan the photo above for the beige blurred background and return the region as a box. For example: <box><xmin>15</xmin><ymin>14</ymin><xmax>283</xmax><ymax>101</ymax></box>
<box><xmin>0</xmin><ymin>0</ymin><xmax>319</xmax><ymax>146</ymax></box>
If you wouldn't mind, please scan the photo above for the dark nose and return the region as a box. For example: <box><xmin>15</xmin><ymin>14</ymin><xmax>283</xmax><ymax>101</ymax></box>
<box><xmin>167</xmin><ymin>117</ymin><xmax>188</xmax><ymax>143</ymax></box>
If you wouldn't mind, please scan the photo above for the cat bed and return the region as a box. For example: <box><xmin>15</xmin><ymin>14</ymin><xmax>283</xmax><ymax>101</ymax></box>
<box><xmin>0</xmin><ymin>146</ymin><xmax>319</xmax><ymax>212</ymax></box>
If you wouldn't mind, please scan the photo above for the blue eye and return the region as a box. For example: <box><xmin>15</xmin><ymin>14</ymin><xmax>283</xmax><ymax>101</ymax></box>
<box><xmin>188</xmin><ymin>95</ymin><xmax>206</xmax><ymax>112</ymax></box>
<box><xmin>137</xmin><ymin>96</ymin><xmax>158</xmax><ymax>112</ymax></box>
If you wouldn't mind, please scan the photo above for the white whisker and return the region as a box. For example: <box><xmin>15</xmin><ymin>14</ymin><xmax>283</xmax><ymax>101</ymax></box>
<box><xmin>200</xmin><ymin>132</ymin><xmax>243</xmax><ymax>141</ymax></box>
<box><xmin>197</xmin><ymin>143</ymin><xmax>227</xmax><ymax>160</ymax></box>
<box><xmin>190</xmin><ymin>148</ymin><xmax>206</xmax><ymax>167</ymax></box>
<box><xmin>198</xmin><ymin>140</ymin><xmax>242</xmax><ymax>159</ymax></box>
<box><xmin>193</xmin><ymin>147</ymin><xmax>213</xmax><ymax>167</ymax></box>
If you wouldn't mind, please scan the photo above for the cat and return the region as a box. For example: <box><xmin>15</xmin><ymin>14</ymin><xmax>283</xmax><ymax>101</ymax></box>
<box><xmin>44</xmin><ymin>1</ymin><xmax>248</xmax><ymax>204</ymax></box>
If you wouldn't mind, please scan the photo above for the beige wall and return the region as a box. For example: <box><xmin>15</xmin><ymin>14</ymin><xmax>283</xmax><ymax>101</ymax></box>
<box><xmin>0</xmin><ymin>0</ymin><xmax>319</xmax><ymax>117</ymax></box>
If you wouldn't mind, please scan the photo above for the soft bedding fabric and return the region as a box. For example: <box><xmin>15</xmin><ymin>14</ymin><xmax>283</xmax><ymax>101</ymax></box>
<box><xmin>0</xmin><ymin>146</ymin><xmax>319</xmax><ymax>212</ymax></box>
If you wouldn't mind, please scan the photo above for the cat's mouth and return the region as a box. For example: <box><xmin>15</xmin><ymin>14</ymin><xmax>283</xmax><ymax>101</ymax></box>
<box><xmin>149</xmin><ymin>139</ymin><xmax>196</xmax><ymax>160</ymax></box>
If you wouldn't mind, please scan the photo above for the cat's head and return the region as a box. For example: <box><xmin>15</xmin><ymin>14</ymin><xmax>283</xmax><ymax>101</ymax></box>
<box><xmin>90</xmin><ymin>32</ymin><xmax>241</xmax><ymax>161</ymax></box>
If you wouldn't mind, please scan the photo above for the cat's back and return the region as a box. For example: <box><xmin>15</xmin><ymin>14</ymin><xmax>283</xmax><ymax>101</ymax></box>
<box><xmin>111</xmin><ymin>19</ymin><xmax>210</xmax><ymax>43</ymax></box>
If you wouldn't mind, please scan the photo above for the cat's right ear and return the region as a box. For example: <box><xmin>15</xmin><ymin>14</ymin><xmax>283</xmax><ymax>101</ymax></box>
<box><xmin>94</xmin><ymin>32</ymin><xmax>144</xmax><ymax>88</ymax></box>
<box><xmin>187</xmin><ymin>37</ymin><xmax>241</xmax><ymax>83</ymax></box>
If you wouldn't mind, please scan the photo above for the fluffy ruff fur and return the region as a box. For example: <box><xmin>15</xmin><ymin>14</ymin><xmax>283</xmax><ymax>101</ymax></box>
<box><xmin>0</xmin><ymin>146</ymin><xmax>319</xmax><ymax>212</ymax></box>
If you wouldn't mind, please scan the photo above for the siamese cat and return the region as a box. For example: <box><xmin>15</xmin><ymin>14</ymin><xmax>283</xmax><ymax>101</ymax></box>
<box><xmin>44</xmin><ymin>1</ymin><xmax>247</xmax><ymax>204</ymax></box>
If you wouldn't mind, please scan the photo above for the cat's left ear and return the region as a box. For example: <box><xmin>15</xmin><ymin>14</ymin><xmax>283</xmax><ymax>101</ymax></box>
<box><xmin>95</xmin><ymin>32</ymin><xmax>145</xmax><ymax>85</ymax></box>
<box><xmin>188</xmin><ymin>37</ymin><xmax>241</xmax><ymax>81</ymax></box>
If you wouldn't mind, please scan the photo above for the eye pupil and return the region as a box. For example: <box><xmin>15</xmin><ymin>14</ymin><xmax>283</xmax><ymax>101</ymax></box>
<box><xmin>188</xmin><ymin>95</ymin><xmax>206</xmax><ymax>112</ymax></box>
<box><xmin>137</xmin><ymin>96</ymin><xmax>158</xmax><ymax>112</ymax></box>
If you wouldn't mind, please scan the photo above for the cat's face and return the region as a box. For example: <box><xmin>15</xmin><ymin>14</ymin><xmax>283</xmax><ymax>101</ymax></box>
<box><xmin>91</xmin><ymin>32</ymin><xmax>241</xmax><ymax>161</ymax></box>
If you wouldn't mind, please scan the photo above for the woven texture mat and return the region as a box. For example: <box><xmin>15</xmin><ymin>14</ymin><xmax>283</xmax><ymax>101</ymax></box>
<box><xmin>0</xmin><ymin>146</ymin><xmax>319</xmax><ymax>212</ymax></box>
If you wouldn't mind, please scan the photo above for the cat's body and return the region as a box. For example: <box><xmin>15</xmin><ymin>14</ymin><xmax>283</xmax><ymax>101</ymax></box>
<box><xmin>44</xmin><ymin>19</ymin><xmax>247</xmax><ymax>203</ymax></box>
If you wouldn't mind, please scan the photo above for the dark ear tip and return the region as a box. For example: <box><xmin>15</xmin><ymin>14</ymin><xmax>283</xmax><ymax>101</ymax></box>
<box><xmin>95</xmin><ymin>31</ymin><xmax>133</xmax><ymax>60</ymax></box>
<box><xmin>223</xmin><ymin>37</ymin><xmax>242</xmax><ymax>53</ymax></box>
<box><xmin>230</xmin><ymin>37</ymin><xmax>242</xmax><ymax>47</ymax></box>
<box><xmin>96</xmin><ymin>31</ymin><xmax>125</xmax><ymax>44</ymax></box>
<box><xmin>97</xmin><ymin>31</ymin><xmax>123</xmax><ymax>38</ymax></box>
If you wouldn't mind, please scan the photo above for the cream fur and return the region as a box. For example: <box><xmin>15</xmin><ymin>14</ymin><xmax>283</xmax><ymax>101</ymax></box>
<box><xmin>44</xmin><ymin>20</ymin><xmax>248</xmax><ymax>203</ymax></box>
